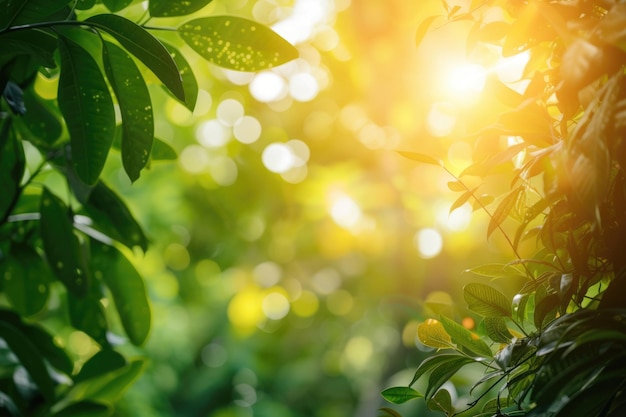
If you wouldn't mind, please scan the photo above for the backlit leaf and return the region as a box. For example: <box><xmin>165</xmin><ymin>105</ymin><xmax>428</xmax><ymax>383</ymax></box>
<box><xmin>102</xmin><ymin>41</ymin><xmax>154</xmax><ymax>183</ymax></box>
<box><xmin>75</xmin><ymin>349</ymin><xmax>126</xmax><ymax>383</ymax></box>
<box><xmin>78</xmin><ymin>359</ymin><xmax>146</xmax><ymax>402</ymax></box>
<box><xmin>417</xmin><ymin>319</ymin><xmax>452</xmax><ymax>349</ymax></box>
<box><xmin>67</xmin><ymin>291</ymin><xmax>109</xmax><ymax>346</ymax></box>
<box><xmin>449</xmin><ymin>187</ymin><xmax>477</xmax><ymax>214</ymax></box>
<box><xmin>91</xmin><ymin>240</ymin><xmax>151</xmax><ymax>346</ymax></box>
<box><xmin>151</xmin><ymin>138</ymin><xmax>177</xmax><ymax>160</ymax></box>
<box><xmin>397</xmin><ymin>151</ymin><xmax>442</xmax><ymax>166</ymax></box>
<box><xmin>40</xmin><ymin>188</ymin><xmax>90</xmax><ymax>296</ymax></box>
<box><xmin>51</xmin><ymin>401</ymin><xmax>111</xmax><ymax>417</ymax></box>
<box><xmin>416</xmin><ymin>15</ymin><xmax>440</xmax><ymax>48</ymax></box>
<box><xmin>163</xmin><ymin>42</ymin><xmax>198</xmax><ymax>111</ymax></box>
<box><xmin>439</xmin><ymin>315</ymin><xmax>492</xmax><ymax>358</ymax></box>
<box><xmin>381</xmin><ymin>386</ymin><xmax>423</xmax><ymax>404</ymax></box>
<box><xmin>149</xmin><ymin>0</ymin><xmax>213</xmax><ymax>17</ymax></box>
<box><xmin>87</xmin><ymin>14</ymin><xmax>185</xmax><ymax>102</ymax></box>
<box><xmin>179</xmin><ymin>16</ymin><xmax>298</xmax><ymax>72</ymax></box>
<box><xmin>58</xmin><ymin>35</ymin><xmax>115</xmax><ymax>185</ymax></box>
<box><xmin>426</xmin><ymin>356</ymin><xmax>475</xmax><ymax>398</ymax></box>
<box><xmin>487</xmin><ymin>186</ymin><xmax>524</xmax><ymax>238</ymax></box>
<box><xmin>464</xmin><ymin>283</ymin><xmax>511</xmax><ymax>317</ymax></box>
<box><xmin>102</xmin><ymin>0</ymin><xmax>132</xmax><ymax>12</ymax></box>
<box><xmin>409</xmin><ymin>354</ymin><xmax>470</xmax><ymax>387</ymax></box>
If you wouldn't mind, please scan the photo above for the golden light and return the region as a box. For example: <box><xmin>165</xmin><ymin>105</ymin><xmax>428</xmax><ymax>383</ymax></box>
<box><xmin>414</xmin><ymin>227</ymin><xmax>443</xmax><ymax>259</ymax></box>
<box><xmin>445</xmin><ymin>63</ymin><xmax>487</xmax><ymax>98</ymax></box>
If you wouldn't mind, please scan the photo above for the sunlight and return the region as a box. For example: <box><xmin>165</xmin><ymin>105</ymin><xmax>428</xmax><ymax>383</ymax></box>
<box><xmin>196</xmin><ymin>119</ymin><xmax>230</xmax><ymax>148</ymax></box>
<box><xmin>427</xmin><ymin>102</ymin><xmax>457</xmax><ymax>137</ymax></box>
<box><xmin>262</xmin><ymin>142</ymin><xmax>295</xmax><ymax>173</ymax></box>
<box><xmin>249</xmin><ymin>71</ymin><xmax>288</xmax><ymax>102</ymax></box>
<box><xmin>271</xmin><ymin>0</ymin><xmax>332</xmax><ymax>44</ymax></box>
<box><xmin>414</xmin><ymin>228</ymin><xmax>443</xmax><ymax>259</ymax></box>
<box><xmin>262</xmin><ymin>289</ymin><xmax>290</xmax><ymax>320</ymax></box>
<box><xmin>446</xmin><ymin>63</ymin><xmax>487</xmax><ymax>97</ymax></box>
<box><xmin>330</xmin><ymin>195</ymin><xmax>362</xmax><ymax>229</ymax></box>
<box><xmin>233</xmin><ymin>115</ymin><xmax>262</xmax><ymax>144</ymax></box>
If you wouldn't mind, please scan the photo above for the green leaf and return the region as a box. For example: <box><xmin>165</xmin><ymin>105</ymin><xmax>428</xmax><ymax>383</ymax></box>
<box><xmin>84</xmin><ymin>181</ymin><xmax>148</xmax><ymax>252</ymax></box>
<box><xmin>0</xmin><ymin>309</ymin><xmax>74</xmax><ymax>376</ymax></box>
<box><xmin>397</xmin><ymin>151</ymin><xmax>442</xmax><ymax>166</ymax></box>
<box><xmin>51</xmin><ymin>401</ymin><xmax>111</xmax><ymax>417</ymax></box>
<box><xmin>162</xmin><ymin>42</ymin><xmax>198</xmax><ymax>111</ymax></box>
<box><xmin>0</xmin><ymin>29</ymin><xmax>58</xmax><ymax>69</ymax></box>
<box><xmin>17</xmin><ymin>87</ymin><xmax>63</xmax><ymax>149</ymax></box>
<box><xmin>426</xmin><ymin>355</ymin><xmax>475</xmax><ymax>398</ymax></box>
<box><xmin>417</xmin><ymin>319</ymin><xmax>452</xmax><ymax>349</ymax></box>
<box><xmin>58</xmin><ymin>35</ymin><xmax>115</xmax><ymax>185</ymax></box>
<box><xmin>465</xmin><ymin>263</ymin><xmax>520</xmax><ymax>278</ymax></box>
<box><xmin>91</xmin><ymin>240</ymin><xmax>151</xmax><ymax>346</ymax></box>
<box><xmin>75</xmin><ymin>0</ymin><xmax>97</xmax><ymax>10</ymax></box>
<box><xmin>179</xmin><ymin>16</ymin><xmax>299</xmax><ymax>71</ymax></box>
<box><xmin>0</xmin><ymin>120</ymin><xmax>25</xmax><ymax>221</ymax></box>
<box><xmin>381</xmin><ymin>387</ymin><xmax>423</xmax><ymax>404</ymax></box>
<box><xmin>67</xmin><ymin>291</ymin><xmax>109</xmax><ymax>346</ymax></box>
<box><xmin>439</xmin><ymin>315</ymin><xmax>492</xmax><ymax>358</ymax></box>
<box><xmin>416</xmin><ymin>15</ymin><xmax>440</xmax><ymax>48</ymax></box>
<box><xmin>464</xmin><ymin>283</ymin><xmax>511</xmax><ymax>317</ymax></box>
<box><xmin>409</xmin><ymin>353</ymin><xmax>473</xmax><ymax>387</ymax></box>
<box><xmin>40</xmin><ymin>188</ymin><xmax>90</xmax><ymax>296</ymax></box>
<box><xmin>487</xmin><ymin>186</ymin><xmax>524</xmax><ymax>238</ymax></box>
<box><xmin>75</xmin><ymin>349</ymin><xmax>126</xmax><ymax>383</ymax></box>
<box><xmin>0</xmin><ymin>321</ymin><xmax>55</xmax><ymax>401</ymax></box>
<box><xmin>151</xmin><ymin>138</ymin><xmax>177</xmax><ymax>160</ymax></box>
<box><xmin>427</xmin><ymin>388</ymin><xmax>454</xmax><ymax>415</ymax></box>
<box><xmin>484</xmin><ymin>317</ymin><xmax>513</xmax><ymax>343</ymax></box>
<box><xmin>534</xmin><ymin>293</ymin><xmax>559</xmax><ymax>329</ymax></box>
<box><xmin>102</xmin><ymin>41</ymin><xmax>154</xmax><ymax>183</ymax></box>
<box><xmin>0</xmin><ymin>0</ymin><xmax>70</xmax><ymax>28</ymax></box>
<box><xmin>149</xmin><ymin>0</ymin><xmax>213</xmax><ymax>17</ymax></box>
<box><xmin>87</xmin><ymin>14</ymin><xmax>185</xmax><ymax>102</ymax></box>
<box><xmin>77</xmin><ymin>359</ymin><xmax>145</xmax><ymax>402</ymax></box>
<box><xmin>102</xmin><ymin>0</ymin><xmax>132</xmax><ymax>12</ymax></box>
<box><xmin>2</xmin><ymin>244</ymin><xmax>51</xmax><ymax>317</ymax></box>
<box><xmin>378</xmin><ymin>408</ymin><xmax>403</xmax><ymax>417</ymax></box>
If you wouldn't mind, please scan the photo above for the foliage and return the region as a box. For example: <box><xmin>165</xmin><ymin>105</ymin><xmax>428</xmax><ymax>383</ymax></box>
<box><xmin>0</xmin><ymin>0</ymin><xmax>297</xmax><ymax>415</ymax></box>
<box><xmin>382</xmin><ymin>0</ymin><xmax>626</xmax><ymax>416</ymax></box>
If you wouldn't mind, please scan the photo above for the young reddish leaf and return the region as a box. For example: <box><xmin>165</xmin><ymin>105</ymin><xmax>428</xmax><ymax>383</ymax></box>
<box><xmin>464</xmin><ymin>283</ymin><xmax>512</xmax><ymax>317</ymax></box>
<box><xmin>416</xmin><ymin>15</ymin><xmax>441</xmax><ymax>48</ymax></box>
<box><xmin>487</xmin><ymin>186</ymin><xmax>524</xmax><ymax>238</ymax></box>
<box><xmin>381</xmin><ymin>386</ymin><xmax>423</xmax><ymax>404</ymax></box>
<box><xmin>397</xmin><ymin>151</ymin><xmax>442</xmax><ymax>166</ymax></box>
<box><xmin>417</xmin><ymin>319</ymin><xmax>452</xmax><ymax>349</ymax></box>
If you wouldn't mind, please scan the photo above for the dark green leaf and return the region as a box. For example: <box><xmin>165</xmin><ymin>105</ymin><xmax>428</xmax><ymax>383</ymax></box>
<box><xmin>439</xmin><ymin>315</ymin><xmax>492</xmax><ymax>358</ymax></box>
<box><xmin>151</xmin><ymin>138</ymin><xmax>177</xmax><ymax>160</ymax></box>
<box><xmin>381</xmin><ymin>386</ymin><xmax>423</xmax><ymax>404</ymax></box>
<box><xmin>77</xmin><ymin>359</ymin><xmax>145</xmax><ymax>402</ymax></box>
<box><xmin>91</xmin><ymin>240</ymin><xmax>151</xmax><ymax>346</ymax></box>
<box><xmin>179</xmin><ymin>16</ymin><xmax>299</xmax><ymax>71</ymax></box>
<box><xmin>409</xmin><ymin>353</ymin><xmax>473</xmax><ymax>387</ymax></box>
<box><xmin>427</xmin><ymin>388</ymin><xmax>454</xmax><ymax>415</ymax></box>
<box><xmin>51</xmin><ymin>401</ymin><xmax>111</xmax><ymax>417</ymax></box>
<box><xmin>0</xmin><ymin>0</ymin><xmax>70</xmax><ymax>28</ymax></box>
<box><xmin>149</xmin><ymin>0</ymin><xmax>213</xmax><ymax>17</ymax></box>
<box><xmin>484</xmin><ymin>317</ymin><xmax>513</xmax><ymax>343</ymax></box>
<box><xmin>102</xmin><ymin>41</ymin><xmax>154</xmax><ymax>183</ymax></box>
<box><xmin>2</xmin><ymin>244</ymin><xmax>51</xmax><ymax>317</ymax></box>
<box><xmin>0</xmin><ymin>309</ymin><xmax>73</xmax><ymax>375</ymax></box>
<box><xmin>426</xmin><ymin>355</ymin><xmax>475</xmax><ymax>398</ymax></box>
<box><xmin>464</xmin><ymin>283</ymin><xmax>512</xmax><ymax>317</ymax></box>
<box><xmin>3</xmin><ymin>81</ymin><xmax>25</xmax><ymax>115</ymax></box>
<box><xmin>552</xmin><ymin>380</ymin><xmax>621</xmax><ymax>417</ymax></box>
<box><xmin>58</xmin><ymin>35</ymin><xmax>115</xmax><ymax>185</ymax></box>
<box><xmin>0</xmin><ymin>29</ymin><xmax>58</xmax><ymax>69</ymax></box>
<box><xmin>534</xmin><ymin>293</ymin><xmax>559</xmax><ymax>329</ymax></box>
<box><xmin>416</xmin><ymin>15</ymin><xmax>440</xmax><ymax>48</ymax></box>
<box><xmin>75</xmin><ymin>349</ymin><xmax>126</xmax><ymax>383</ymax></box>
<box><xmin>397</xmin><ymin>151</ymin><xmax>442</xmax><ymax>166</ymax></box>
<box><xmin>75</xmin><ymin>0</ymin><xmax>97</xmax><ymax>10</ymax></box>
<box><xmin>0</xmin><ymin>120</ymin><xmax>25</xmax><ymax>221</ymax></box>
<box><xmin>163</xmin><ymin>42</ymin><xmax>198</xmax><ymax>111</ymax></box>
<box><xmin>17</xmin><ymin>87</ymin><xmax>63</xmax><ymax>148</ymax></box>
<box><xmin>67</xmin><ymin>292</ymin><xmax>109</xmax><ymax>346</ymax></box>
<box><xmin>40</xmin><ymin>188</ymin><xmax>90</xmax><ymax>296</ymax></box>
<box><xmin>0</xmin><ymin>321</ymin><xmax>55</xmax><ymax>401</ymax></box>
<box><xmin>84</xmin><ymin>181</ymin><xmax>148</xmax><ymax>252</ymax></box>
<box><xmin>87</xmin><ymin>14</ymin><xmax>185</xmax><ymax>102</ymax></box>
<box><xmin>102</xmin><ymin>0</ymin><xmax>132</xmax><ymax>12</ymax></box>
<box><xmin>487</xmin><ymin>186</ymin><xmax>524</xmax><ymax>238</ymax></box>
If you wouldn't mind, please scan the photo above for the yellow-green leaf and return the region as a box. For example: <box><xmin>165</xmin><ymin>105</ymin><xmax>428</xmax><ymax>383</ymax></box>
<box><xmin>418</xmin><ymin>319</ymin><xmax>452</xmax><ymax>348</ymax></box>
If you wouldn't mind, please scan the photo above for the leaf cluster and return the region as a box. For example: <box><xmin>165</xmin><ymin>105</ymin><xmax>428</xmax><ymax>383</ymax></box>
<box><xmin>383</xmin><ymin>0</ymin><xmax>626</xmax><ymax>416</ymax></box>
<box><xmin>0</xmin><ymin>0</ymin><xmax>298</xmax><ymax>415</ymax></box>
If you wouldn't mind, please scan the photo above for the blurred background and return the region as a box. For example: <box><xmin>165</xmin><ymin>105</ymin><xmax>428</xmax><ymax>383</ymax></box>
<box><xmin>48</xmin><ymin>0</ymin><xmax>530</xmax><ymax>415</ymax></box>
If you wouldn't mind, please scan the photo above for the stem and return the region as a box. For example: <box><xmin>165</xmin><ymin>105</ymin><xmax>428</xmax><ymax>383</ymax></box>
<box><xmin>442</xmin><ymin>165</ymin><xmax>533</xmax><ymax>278</ymax></box>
